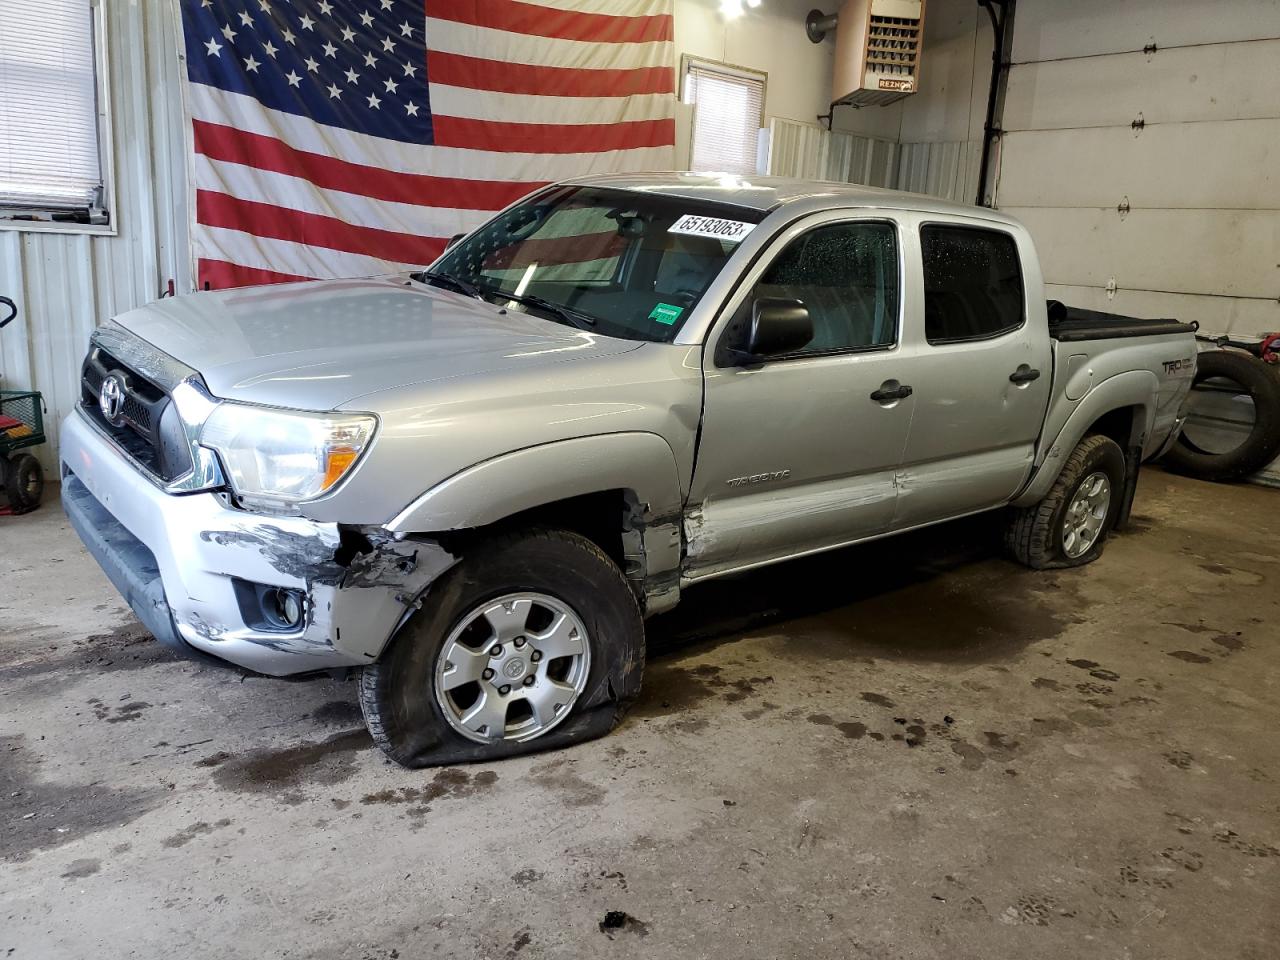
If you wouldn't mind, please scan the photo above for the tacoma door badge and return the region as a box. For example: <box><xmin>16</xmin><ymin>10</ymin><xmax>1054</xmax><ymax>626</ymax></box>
<box><xmin>727</xmin><ymin>470</ymin><xmax>790</xmax><ymax>488</ymax></box>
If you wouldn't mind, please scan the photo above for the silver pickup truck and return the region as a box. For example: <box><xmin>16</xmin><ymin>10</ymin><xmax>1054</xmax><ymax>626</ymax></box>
<box><xmin>61</xmin><ymin>174</ymin><xmax>1196</xmax><ymax>766</ymax></box>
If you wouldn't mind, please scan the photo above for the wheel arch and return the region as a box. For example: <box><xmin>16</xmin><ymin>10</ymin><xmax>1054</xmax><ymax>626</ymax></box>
<box><xmin>386</xmin><ymin>433</ymin><xmax>684</xmax><ymax>615</ymax></box>
<box><xmin>1015</xmin><ymin>371</ymin><xmax>1156</xmax><ymax>508</ymax></box>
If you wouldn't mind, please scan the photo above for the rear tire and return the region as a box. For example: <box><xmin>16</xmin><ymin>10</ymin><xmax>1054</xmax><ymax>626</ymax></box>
<box><xmin>1162</xmin><ymin>349</ymin><xmax>1280</xmax><ymax>482</ymax></box>
<box><xmin>1006</xmin><ymin>434</ymin><xmax>1126</xmax><ymax>570</ymax></box>
<box><xmin>359</xmin><ymin>528</ymin><xmax>644</xmax><ymax>768</ymax></box>
<box><xmin>4</xmin><ymin>453</ymin><xmax>43</xmax><ymax>514</ymax></box>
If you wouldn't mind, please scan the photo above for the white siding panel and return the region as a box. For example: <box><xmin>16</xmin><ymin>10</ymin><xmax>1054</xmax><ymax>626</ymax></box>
<box><xmin>1006</xmin><ymin>206</ymin><xmax>1280</xmax><ymax>300</ymax></box>
<box><xmin>1003</xmin><ymin>39</ymin><xmax>1280</xmax><ymax>131</ymax></box>
<box><xmin>0</xmin><ymin>0</ymin><xmax>191</xmax><ymax>475</ymax></box>
<box><xmin>1011</xmin><ymin>0</ymin><xmax>1280</xmax><ymax>62</ymax></box>
<box><xmin>998</xmin><ymin>119</ymin><xmax>1280</xmax><ymax>210</ymax></box>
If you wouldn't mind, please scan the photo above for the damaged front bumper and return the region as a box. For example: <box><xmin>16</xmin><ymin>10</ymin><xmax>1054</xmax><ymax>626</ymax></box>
<box><xmin>59</xmin><ymin>408</ymin><xmax>454</xmax><ymax>676</ymax></box>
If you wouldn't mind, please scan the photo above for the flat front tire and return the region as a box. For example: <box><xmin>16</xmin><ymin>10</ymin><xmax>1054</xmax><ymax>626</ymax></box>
<box><xmin>1006</xmin><ymin>434</ymin><xmax>1127</xmax><ymax>570</ymax></box>
<box><xmin>359</xmin><ymin>528</ymin><xmax>644</xmax><ymax>768</ymax></box>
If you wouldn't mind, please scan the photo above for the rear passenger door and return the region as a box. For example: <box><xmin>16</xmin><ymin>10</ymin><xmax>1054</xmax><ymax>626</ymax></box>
<box><xmin>892</xmin><ymin>221</ymin><xmax>1052</xmax><ymax>528</ymax></box>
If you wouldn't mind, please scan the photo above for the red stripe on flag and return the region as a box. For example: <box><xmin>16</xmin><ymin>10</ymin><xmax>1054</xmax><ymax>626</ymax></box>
<box><xmin>483</xmin><ymin>230</ymin><xmax>627</xmax><ymax>270</ymax></box>
<box><xmin>427</xmin><ymin>52</ymin><xmax>674</xmax><ymax>97</ymax></box>
<box><xmin>432</xmin><ymin>115</ymin><xmax>674</xmax><ymax>154</ymax></box>
<box><xmin>428</xmin><ymin>0</ymin><xmax>673</xmax><ymax>44</ymax></box>
<box><xmin>194</xmin><ymin>121</ymin><xmax>543</xmax><ymax>210</ymax></box>
<box><xmin>196</xmin><ymin>191</ymin><xmax>448</xmax><ymax>265</ymax></box>
<box><xmin>198</xmin><ymin>259</ymin><xmax>313</xmax><ymax>290</ymax></box>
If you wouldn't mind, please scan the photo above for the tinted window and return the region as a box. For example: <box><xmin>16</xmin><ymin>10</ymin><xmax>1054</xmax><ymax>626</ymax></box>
<box><xmin>920</xmin><ymin>226</ymin><xmax>1024</xmax><ymax>344</ymax></box>
<box><xmin>750</xmin><ymin>221</ymin><xmax>899</xmax><ymax>355</ymax></box>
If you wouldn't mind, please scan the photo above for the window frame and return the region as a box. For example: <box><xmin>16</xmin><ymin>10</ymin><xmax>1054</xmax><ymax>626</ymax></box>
<box><xmin>713</xmin><ymin>215</ymin><xmax>905</xmax><ymax>367</ymax></box>
<box><xmin>918</xmin><ymin>221</ymin><xmax>1027</xmax><ymax>346</ymax></box>
<box><xmin>679</xmin><ymin>54</ymin><xmax>767</xmax><ymax>175</ymax></box>
<box><xmin>0</xmin><ymin>0</ymin><xmax>116</xmax><ymax>236</ymax></box>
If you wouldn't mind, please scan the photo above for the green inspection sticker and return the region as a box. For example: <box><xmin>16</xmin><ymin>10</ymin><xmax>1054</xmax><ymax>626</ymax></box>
<box><xmin>648</xmin><ymin>302</ymin><xmax>684</xmax><ymax>326</ymax></box>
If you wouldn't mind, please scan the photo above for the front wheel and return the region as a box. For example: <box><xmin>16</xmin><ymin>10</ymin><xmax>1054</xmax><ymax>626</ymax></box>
<box><xmin>1005</xmin><ymin>434</ymin><xmax>1126</xmax><ymax>570</ymax></box>
<box><xmin>359</xmin><ymin>529</ymin><xmax>644</xmax><ymax>768</ymax></box>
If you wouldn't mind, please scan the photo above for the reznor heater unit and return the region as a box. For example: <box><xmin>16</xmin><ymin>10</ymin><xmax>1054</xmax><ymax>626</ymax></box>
<box><xmin>809</xmin><ymin>0</ymin><xmax>926</xmax><ymax>107</ymax></box>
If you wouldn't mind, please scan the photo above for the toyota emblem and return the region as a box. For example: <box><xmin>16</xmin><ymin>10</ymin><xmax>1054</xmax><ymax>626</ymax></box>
<box><xmin>99</xmin><ymin>374</ymin><xmax>126</xmax><ymax>426</ymax></box>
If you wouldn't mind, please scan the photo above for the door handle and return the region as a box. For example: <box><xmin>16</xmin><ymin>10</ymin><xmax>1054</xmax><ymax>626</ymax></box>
<box><xmin>870</xmin><ymin>381</ymin><xmax>913</xmax><ymax>403</ymax></box>
<box><xmin>1009</xmin><ymin>366</ymin><xmax>1041</xmax><ymax>384</ymax></box>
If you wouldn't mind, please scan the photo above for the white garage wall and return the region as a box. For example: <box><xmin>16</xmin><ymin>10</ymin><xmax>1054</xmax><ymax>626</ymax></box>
<box><xmin>0</xmin><ymin>0</ymin><xmax>191</xmax><ymax>475</ymax></box>
<box><xmin>997</xmin><ymin>0</ymin><xmax>1280</xmax><ymax>340</ymax></box>
<box><xmin>995</xmin><ymin>0</ymin><xmax>1280</xmax><ymax>483</ymax></box>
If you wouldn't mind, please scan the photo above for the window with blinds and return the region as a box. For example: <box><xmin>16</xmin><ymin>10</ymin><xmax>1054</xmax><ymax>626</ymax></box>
<box><xmin>683</xmin><ymin>59</ymin><xmax>766</xmax><ymax>176</ymax></box>
<box><xmin>0</xmin><ymin>0</ymin><xmax>108</xmax><ymax>219</ymax></box>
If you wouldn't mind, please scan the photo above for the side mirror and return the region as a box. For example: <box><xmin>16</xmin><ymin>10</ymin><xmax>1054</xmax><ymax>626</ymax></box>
<box><xmin>445</xmin><ymin>232</ymin><xmax>466</xmax><ymax>250</ymax></box>
<box><xmin>745</xmin><ymin>298</ymin><xmax>812</xmax><ymax>358</ymax></box>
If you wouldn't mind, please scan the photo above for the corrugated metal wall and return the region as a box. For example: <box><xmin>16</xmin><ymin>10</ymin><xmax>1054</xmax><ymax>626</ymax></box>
<box><xmin>767</xmin><ymin>118</ymin><xmax>980</xmax><ymax>204</ymax></box>
<box><xmin>0</xmin><ymin>0</ymin><xmax>191</xmax><ymax>474</ymax></box>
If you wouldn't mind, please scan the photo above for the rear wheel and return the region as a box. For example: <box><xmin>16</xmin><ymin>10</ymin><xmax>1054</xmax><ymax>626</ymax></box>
<box><xmin>4</xmin><ymin>453</ymin><xmax>43</xmax><ymax>514</ymax></box>
<box><xmin>1006</xmin><ymin>434</ymin><xmax>1126</xmax><ymax>569</ymax></box>
<box><xmin>359</xmin><ymin>528</ymin><xmax>644</xmax><ymax>768</ymax></box>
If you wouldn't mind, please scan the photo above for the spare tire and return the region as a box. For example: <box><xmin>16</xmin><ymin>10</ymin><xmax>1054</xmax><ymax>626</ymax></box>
<box><xmin>1164</xmin><ymin>349</ymin><xmax>1280</xmax><ymax>482</ymax></box>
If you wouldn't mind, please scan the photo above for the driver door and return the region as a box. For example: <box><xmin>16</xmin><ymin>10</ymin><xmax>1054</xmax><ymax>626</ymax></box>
<box><xmin>685</xmin><ymin>214</ymin><xmax>916</xmax><ymax>581</ymax></box>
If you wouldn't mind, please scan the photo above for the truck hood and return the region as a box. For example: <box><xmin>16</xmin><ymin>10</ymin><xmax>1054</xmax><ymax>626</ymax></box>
<box><xmin>111</xmin><ymin>276</ymin><xmax>643</xmax><ymax>409</ymax></box>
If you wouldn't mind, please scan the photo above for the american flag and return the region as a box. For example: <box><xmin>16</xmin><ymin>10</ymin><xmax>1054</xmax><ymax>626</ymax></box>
<box><xmin>180</xmin><ymin>0</ymin><xmax>676</xmax><ymax>289</ymax></box>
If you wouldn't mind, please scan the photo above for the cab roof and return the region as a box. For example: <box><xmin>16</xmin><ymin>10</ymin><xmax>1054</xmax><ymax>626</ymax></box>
<box><xmin>562</xmin><ymin>171</ymin><xmax>1022</xmax><ymax>227</ymax></box>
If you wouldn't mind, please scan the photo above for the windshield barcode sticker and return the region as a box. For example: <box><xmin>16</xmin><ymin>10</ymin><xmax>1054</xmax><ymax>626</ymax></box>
<box><xmin>668</xmin><ymin>215</ymin><xmax>756</xmax><ymax>243</ymax></box>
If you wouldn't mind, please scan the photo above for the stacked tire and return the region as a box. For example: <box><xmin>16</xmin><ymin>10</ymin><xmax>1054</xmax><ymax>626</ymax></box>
<box><xmin>1163</xmin><ymin>349</ymin><xmax>1280</xmax><ymax>482</ymax></box>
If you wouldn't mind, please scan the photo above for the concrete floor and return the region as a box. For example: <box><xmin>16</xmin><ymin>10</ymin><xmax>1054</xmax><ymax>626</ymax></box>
<box><xmin>1</xmin><ymin>469</ymin><xmax>1277</xmax><ymax>959</ymax></box>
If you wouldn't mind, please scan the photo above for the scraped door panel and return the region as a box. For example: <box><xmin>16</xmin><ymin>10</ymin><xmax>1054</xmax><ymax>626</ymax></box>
<box><xmin>687</xmin><ymin>354</ymin><xmax>914</xmax><ymax>579</ymax></box>
<box><xmin>685</xmin><ymin>217</ymin><xmax>914</xmax><ymax>580</ymax></box>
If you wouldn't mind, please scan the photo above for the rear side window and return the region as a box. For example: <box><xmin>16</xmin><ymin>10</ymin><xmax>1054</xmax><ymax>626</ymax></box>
<box><xmin>920</xmin><ymin>225</ymin><xmax>1024</xmax><ymax>344</ymax></box>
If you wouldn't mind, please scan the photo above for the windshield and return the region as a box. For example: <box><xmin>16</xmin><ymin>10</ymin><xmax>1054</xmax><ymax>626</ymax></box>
<box><xmin>428</xmin><ymin>185</ymin><xmax>766</xmax><ymax>343</ymax></box>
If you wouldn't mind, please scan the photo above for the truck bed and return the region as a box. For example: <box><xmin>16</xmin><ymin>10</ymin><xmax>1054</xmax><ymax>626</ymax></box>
<box><xmin>1047</xmin><ymin>301</ymin><xmax>1195</xmax><ymax>342</ymax></box>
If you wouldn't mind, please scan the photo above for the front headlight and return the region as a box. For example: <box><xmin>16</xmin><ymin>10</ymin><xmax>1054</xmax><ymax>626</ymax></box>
<box><xmin>200</xmin><ymin>402</ymin><xmax>377</xmax><ymax>505</ymax></box>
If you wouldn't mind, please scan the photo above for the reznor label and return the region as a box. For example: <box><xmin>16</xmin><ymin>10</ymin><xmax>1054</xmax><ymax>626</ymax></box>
<box><xmin>878</xmin><ymin>78</ymin><xmax>914</xmax><ymax>92</ymax></box>
<box><xmin>668</xmin><ymin>215</ymin><xmax>756</xmax><ymax>243</ymax></box>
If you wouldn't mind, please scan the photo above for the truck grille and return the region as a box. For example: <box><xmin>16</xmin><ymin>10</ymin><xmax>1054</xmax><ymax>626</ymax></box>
<box><xmin>81</xmin><ymin>347</ymin><xmax>194</xmax><ymax>482</ymax></box>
